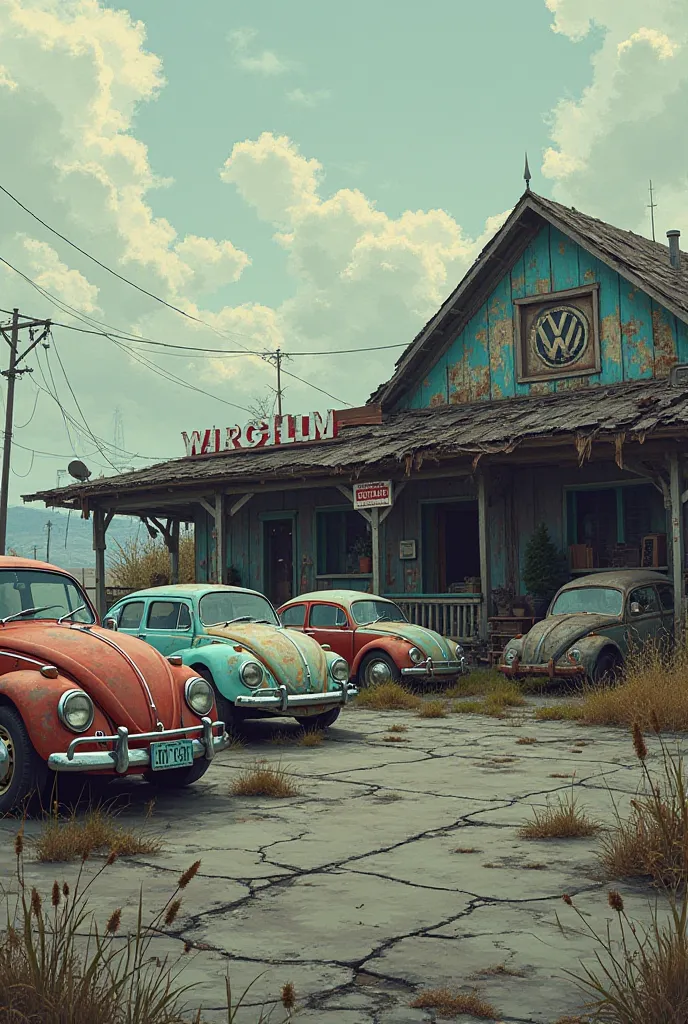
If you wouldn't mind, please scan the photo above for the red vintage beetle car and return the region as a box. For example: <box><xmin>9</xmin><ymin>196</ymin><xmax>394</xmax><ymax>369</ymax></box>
<box><xmin>277</xmin><ymin>590</ymin><xmax>467</xmax><ymax>688</ymax></box>
<box><xmin>0</xmin><ymin>557</ymin><xmax>228</xmax><ymax>814</ymax></box>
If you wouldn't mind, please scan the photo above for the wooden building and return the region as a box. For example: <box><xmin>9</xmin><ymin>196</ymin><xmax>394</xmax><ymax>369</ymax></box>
<box><xmin>25</xmin><ymin>190</ymin><xmax>688</xmax><ymax>642</ymax></box>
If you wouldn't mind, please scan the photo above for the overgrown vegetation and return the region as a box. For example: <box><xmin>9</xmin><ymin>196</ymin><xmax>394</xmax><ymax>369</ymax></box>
<box><xmin>417</xmin><ymin>700</ymin><xmax>448</xmax><ymax>719</ymax></box>
<box><xmin>0</xmin><ymin>835</ymin><xmax>295</xmax><ymax>1023</ymax></box>
<box><xmin>410</xmin><ymin>987</ymin><xmax>498</xmax><ymax>1019</ymax></box>
<box><xmin>109</xmin><ymin>535</ymin><xmax>195</xmax><ymax>590</ymax></box>
<box><xmin>579</xmin><ymin>646</ymin><xmax>688</xmax><ymax>732</ymax></box>
<box><xmin>452</xmin><ymin>678</ymin><xmax>526</xmax><ymax>718</ymax></box>
<box><xmin>33</xmin><ymin>806</ymin><xmax>162</xmax><ymax>863</ymax></box>
<box><xmin>229</xmin><ymin>762</ymin><xmax>301</xmax><ymax>798</ymax></box>
<box><xmin>534</xmin><ymin>704</ymin><xmax>583</xmax><ymax>722</ymax></box>
<box><xmin>355</xmin><ymin>682</ymin><xmax>422</xmax><ymax>711</ymax></box>
<box><xmin>519</xmin><ymin>789</ymin><xmax>600</xmax><ymax>840</ymax></box>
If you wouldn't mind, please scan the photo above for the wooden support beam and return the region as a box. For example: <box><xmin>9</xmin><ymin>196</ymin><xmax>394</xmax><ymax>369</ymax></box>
<box><xmin>229</xmin><ymin>493</ymin><xmax>254</xmax><ymax>517</ymax></box>
<box><xmin>370</xmin><ymin>507</ymin><xmax>381</xmax><ymax>597</ymax></box>
<box><xmin>477</xmin><ymin>469</ymin><xmax>490</xmax><ymax>642</ymax></box>
<box><xmin>92</xmin><ymin>508</ymin><xmax>110</xmax><ymax>619</ymax></box>
<box><xmin>215</xmin><ymin>492</ymin><xmax>227</xmax><ymax>585</ymax></box>
<box><xmin>669</xmin><ymin>453</ymin><xmax>685</xmax><ymax>636</ymax></box>
<box><xmin>198</xmin><ymin>497</ymin><xmax>216</xmax><ymax>519</ymax></box>
<box><xmin>169</xmin><ymin>519</ymin><xmax>180</xmax><ymax>584</ymax></box>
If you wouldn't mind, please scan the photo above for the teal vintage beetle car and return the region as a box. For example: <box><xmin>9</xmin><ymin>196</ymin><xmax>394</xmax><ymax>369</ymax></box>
<box><xmin>105</xmin><ymin>585</ymin><xmax>356</xmax><ymax>730</ymax></box>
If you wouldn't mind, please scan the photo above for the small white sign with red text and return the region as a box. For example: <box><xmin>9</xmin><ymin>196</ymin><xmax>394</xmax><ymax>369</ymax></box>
<box><xmin>182</xmin><ymin>410</ymin><xmax>337</xmax><ymax>457</ymax></box>
<box><xmin>353</xmin><ymin>481</ymin><xmax>393</xmax><ymax>509</ymax></box>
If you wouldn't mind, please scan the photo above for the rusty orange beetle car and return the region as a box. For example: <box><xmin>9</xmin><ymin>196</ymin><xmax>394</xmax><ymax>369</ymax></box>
<box><xmin>0</xmin><ymin>557</ymin><xmax>229</xmax><ymax>814</ymax></box>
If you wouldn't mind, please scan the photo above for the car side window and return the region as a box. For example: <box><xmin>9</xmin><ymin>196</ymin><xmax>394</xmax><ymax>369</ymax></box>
<box><xmin>281</xmin><ymin>603</ymin><xmax>306</xmax><ymax>627</ymax></box>
<box><xmin>119</xmin><ymin>601</ymin><xmax>144</xmax><ymax>630</ymax></box>
<box><xmin>658</xmin><ymin>585</ymin><xmax>674</xmax><ymax>612</ymax></box>
<box><xmin>629</xmin><ymin>586</ymin><xmax>660</xmax><ymax>615</ymax></box>
<box><xmin>310</xmin><ymin>604</ymin><xmax>347</xmax><ymax>628</ymax></box>
<box><xmin>147</xmin><ymin>601</ymin><xmax>191</xmax><ymax>630</ymax></box>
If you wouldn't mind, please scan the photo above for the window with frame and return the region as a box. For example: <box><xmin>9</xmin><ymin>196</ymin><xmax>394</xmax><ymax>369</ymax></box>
<box><xmin>281</xmin><ymin>603</ymin><xmax>306</xmax><ymax>627</ymax></box>
<box><xmin>316</xmin><ymin>508</ymin><xmax>369</xmax><ymax>575</ymax></box>
<box><xmin>147</xmin><ymin>601</ymin><xmax>192</xmax><ymax>630</ymax></box>
<box><xmin>119</xmin><ymin>601</ymin><xmax>144</xmax><ymax>630</ymax></box>
<box><xmin>629</xmin><ymin>586</ymin><xmax>660</xmax><ymax>615</ymax></box>
<box><xmin>566</xmin><ymin>484</ymin><xmax>666</xmax><ymax>569</ymax></box>
<box><xmin>309</xmin><ymin>604</ymin><xmax>347</xmax><ymax>628</ymax></box>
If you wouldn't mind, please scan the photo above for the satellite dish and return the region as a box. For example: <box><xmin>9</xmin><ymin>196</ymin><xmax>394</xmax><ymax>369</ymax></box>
<box><xmin>68</xmin><ymin>460</ymin><xmax>91</xmax><ymax>482</ymax></box>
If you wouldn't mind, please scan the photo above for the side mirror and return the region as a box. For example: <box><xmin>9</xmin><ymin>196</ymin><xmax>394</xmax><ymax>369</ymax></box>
<box><xmin>321</xmin><ymin>643</ymin><xmax>332</xmax><ymax>651</ymax></box>
<box><xmin>103</xmin><ymin>616</ymin><xmax>118</xmax><ymax>631</ymax></box>
<box><xmin>629</xmin><ymin>602</ymin><xmax>642</xmax><ymax>616</ymax></box>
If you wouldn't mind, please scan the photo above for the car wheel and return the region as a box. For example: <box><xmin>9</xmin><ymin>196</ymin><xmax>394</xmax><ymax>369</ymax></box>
<box><xmin>358</xmin><ymin>652</ymin><xmax>401</xmax><ymax>689</ymax></box>
<box><xmin>295</xmin><ymin>708</ymin><xmax>340</xmax><ymax>731</ymax></box>
<box><xmin>0</xmin><ymin>705</ymin><xmax>51</xmax><ymax>816</ymax></box>
<box><xmin>194</xmin><ymin>667</ymin><xmax>245</xmax><ymax>733</ymax></box>
<box><xmin>144</xmin><ymin>759</ymin><xmax>210</xmax><ymax>789</ymax></box>
<box><xmin>592</xmin><ymin>650</ymin><xmax>623</xmax><ymax>685</ymax></box>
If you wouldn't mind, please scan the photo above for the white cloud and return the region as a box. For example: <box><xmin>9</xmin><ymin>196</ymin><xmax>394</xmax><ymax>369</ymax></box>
<box><xmin>22</xmin><ymin>237</ymin><xmax>100</xmax><ymax>312</ymax></box>
<box><xmin>228</xmin><ymin>27</ymin><xmax>290</xmax><ymax>76</ymax></box>
<box><xmin>286</xmin><ymin>87</ymin><xmax>330</xmax><ymax>107</ymax></box>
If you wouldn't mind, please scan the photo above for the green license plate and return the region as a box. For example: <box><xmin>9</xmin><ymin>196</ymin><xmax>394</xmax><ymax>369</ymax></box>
<box><xmin>150</xmin><ymin>739</ymin><xmax>194</xmax><ymax>771</ymax></box>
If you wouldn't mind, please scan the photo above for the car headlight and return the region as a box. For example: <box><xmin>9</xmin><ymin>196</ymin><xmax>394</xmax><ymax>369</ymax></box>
<box><xmin>240</xmin><ymin>661</ymin><xmax>264</xmax><ymax>688</ymax></box>
<box><xmin>185</xmin><ymin>676</ymin><xmax>214</xmax><ymax>716</ymax></box>
<box><xmin>57</xmin><ymin>689</ymin><xmax>95</xmax><ymax>733</ymax></box>
<box><xmin>504</xmin><ymin>647</ymin><xmax>518</xmax><ymax>666</ymax></box>
<box><xmin>567</xmin><ymin>647</ymin><xmax>582</xmax><ymax>664</ymax></box>
<box><xmin>455</xmin><ymin>644</ymin><xmax>464</xmax><ymax>659</ymax></box>
<box><xmin>408</xmin><ymin>647</ymin><xmax>424</xmax><ymax>665</ymax></box>
<box><xmin>330</xmin><ymin>658</ymin><xmax>349</xmax><ymax>682</ymax></box>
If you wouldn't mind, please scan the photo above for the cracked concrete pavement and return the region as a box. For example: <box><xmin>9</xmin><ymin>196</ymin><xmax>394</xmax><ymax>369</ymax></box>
<box><xmin>0</xmin><ymin>703</ymin><xmax>675</xmax><ymax>1023</ymax></box>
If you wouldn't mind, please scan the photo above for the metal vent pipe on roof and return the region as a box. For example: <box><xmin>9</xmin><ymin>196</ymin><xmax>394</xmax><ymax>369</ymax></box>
<box><xmin>667</xmin><ymin>229</ymin><xmax>681</xmax><ymax>270</ymax></box>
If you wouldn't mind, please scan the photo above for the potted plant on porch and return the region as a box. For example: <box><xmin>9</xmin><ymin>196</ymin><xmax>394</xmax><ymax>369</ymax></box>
<box><xmin>523</xmin><ymin>522</ymin><xmax>569</xmax><ymax>618</ymax></box>
<box><xmin>351</xmin><ymin>534</ymin><xmax>373</xmax><ymax>574</ymax></box>
<box><xmin>491</xmin><ymin>585</ymin><xmax>514</xmax><ymax>617</ymax></box>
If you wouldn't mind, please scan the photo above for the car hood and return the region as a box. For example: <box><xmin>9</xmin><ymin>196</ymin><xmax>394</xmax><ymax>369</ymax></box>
<box><xmin>521</xmin><ymin>613</ymin><xmax>621</xmax><ymax>664</ymax></box>
<box><xmin>204</xmin><ymin>622</ymin><xmax>329</xmax><ymax>693</ymax></box>
<box><xmin>4</xmin><ymin>621</ymin><xmax>181</xmax><ymax>732</ymax></box>
<box><xmin>357</xmin><ymin>622</ymin><xmax>456</xmax><ymax>661</ymax></box>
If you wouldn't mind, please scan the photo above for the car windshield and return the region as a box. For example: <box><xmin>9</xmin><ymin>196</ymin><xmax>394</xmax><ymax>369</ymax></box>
<box><xmin>0</xmin><ymin>569</ymin><xmax>94</xmax><ymax>623</ymax></box>
<box><xmin>550</xmin><ymin>587</ymin><xmax>623</xmax><ymax>617</ymax></box>
<box><xmin>351</xmin><ymin>599</ymin><xmax>407</xmax><ymax>625</ymax></box>
<box><xmin>199</xmin><ymin>591</ymin><xmax>279</xmax><ymax>627</ymax></box>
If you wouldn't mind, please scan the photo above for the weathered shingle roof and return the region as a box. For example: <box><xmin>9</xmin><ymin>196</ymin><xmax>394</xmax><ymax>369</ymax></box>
<box><xmin>24</xmin><ymin>378</ymin><xmax>688</xmax><ymax>508</ymax></box>
<box><xmin>370</xmin><ymin>191</ymin><xmax>688</xmax><ymax>408</ymax></box>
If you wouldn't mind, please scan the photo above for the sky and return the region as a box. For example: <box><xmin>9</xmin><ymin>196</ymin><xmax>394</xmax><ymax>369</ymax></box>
<box><xmin>0</xmin><ymin>0</ymin><xmax>686</xmax><ymax>502</ymax></box>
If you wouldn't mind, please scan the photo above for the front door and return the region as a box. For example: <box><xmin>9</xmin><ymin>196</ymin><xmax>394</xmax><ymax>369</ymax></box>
<box><xmin>264</xmin><ymin>519</ymin><xmax>294</xmax><ymax>608</ymax></box>
<box><xmin>305</xmin><ymin>602</ymin><xmax>354</xmax><ymax>662</ymax></box>
<box><xmin>139</xmin><ymin>599</ymin><xmax>194</xmax><ymax>656</ymax></box>
<box><xmin>625</xmin><ymin>585</ymin><xmax>662</xmax><ymax>653</ymax></box>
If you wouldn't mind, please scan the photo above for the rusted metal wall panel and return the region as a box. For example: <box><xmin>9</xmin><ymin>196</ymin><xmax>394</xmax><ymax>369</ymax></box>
<box><xmin>676</xmin><ymin>316</ymin><xmax>688</xmax><ymax>364</ymax></box>
<box><xmin>488</xmin><ymin>272</ymin><xmax>515</xmax><ymax>399</ymax></box>
<box><xmin>447</xmin><ymin>306</ymin><xmax>490</xmax><ymax>404</ymax></box>
<box><xmin>620</xmin><ymin>284</ymin><xmax>654</xmax><ymax>380</ymax></box>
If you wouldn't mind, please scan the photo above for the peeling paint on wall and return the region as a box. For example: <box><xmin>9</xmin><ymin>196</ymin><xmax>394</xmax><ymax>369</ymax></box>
<box><xmin>652</xmin><ymin>305</ymin><xmax>678</xmax><ymax>376</ymax></box>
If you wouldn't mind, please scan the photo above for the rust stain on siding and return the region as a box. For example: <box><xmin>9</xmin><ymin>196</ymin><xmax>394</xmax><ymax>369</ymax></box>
<box><xmin>601</xmin><ymin>311</ymin><xmax>622</xmax><ymax>369</ymax></box>
<box><xmin>536</xmin><ymin>278</ymin><xmax>550</xmax><ymax>294</ymax></box>
<box><xmin>528</xmin><ymin>381</ymin><xmax>555</xmax><ymax>396</ymax></box>
<box><xmin>512</xmin><ymin>273</ymin><xmax>525</xmax><ymax>292</ymax></box>
<box><xmin>652</xmin><ymin>307</ymin><xmax>677</xmax><ymax>377</ymax></box>
<box><xmin>429</xmin><ymin>392</ymin><xmax>445</xmax><ymax>407</ymax></box>
<box><xmin>583</xmin><ymin>269</ymin><xmax>596</xmax><ymax>283</ymax></box>
<box><xmin>489</xmin><ymin>316</ymin><xmax>514</xmax><ymax>396</ymax></box>
<box><xmin>448</xmin><ymin>358</ymin><xmax>490</xmax><ymax>403</ymax></box>
<box><xmin>558</xmin><ymin>240</ymin><xmax>567</xmax><ymax>255</ymax></box>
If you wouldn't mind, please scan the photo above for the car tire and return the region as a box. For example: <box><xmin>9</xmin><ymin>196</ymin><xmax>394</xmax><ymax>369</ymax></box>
<box><xmin>0</xmin><ymin>704</ymin><xmax>51</xmax><ymax>816</ymax></box>
<box><xmin>144</xmin><ymin>758</ymin><xmax>210</xmax><ymax>789</ymax></box>
<box><xmin>193</xmin><ymin>667</ymin><xmax>245</xmax><ymax>733</ymax></box>
<box><xmin>295</xmin><ymin>708</ymin><xmax>341</xmax><ymax>731</ymax></box>
<box><xmin>358</xmin><ymin>651</ymin><xmax>401</xmax><ymax>689</ymax></box>
<box><xmin>592</xmin><ymin>649</ymin><xmax>622</xmax><ymax>685</ymax></box>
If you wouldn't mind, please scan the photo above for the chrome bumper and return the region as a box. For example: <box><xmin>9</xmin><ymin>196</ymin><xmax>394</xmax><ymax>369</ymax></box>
<box><xmin>402</xmin><ymin>657</ymin><xmax>467</xmax><ymax>678</ymax></box>
<box><xmin>235</xmin><ymin>682</ymin><xmax>357</xmax><ymax>712</ymax></box>
<box><xmin>47</xmin><ymin>718</ymin><xmax>229</xmax><ymax>774</ymax></box>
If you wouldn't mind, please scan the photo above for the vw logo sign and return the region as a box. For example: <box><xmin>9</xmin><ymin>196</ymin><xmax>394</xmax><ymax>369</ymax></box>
<box><xmin>531</xmin><ymin>304</ymin><xmax>589</xmax><ymax>368</ymax></box>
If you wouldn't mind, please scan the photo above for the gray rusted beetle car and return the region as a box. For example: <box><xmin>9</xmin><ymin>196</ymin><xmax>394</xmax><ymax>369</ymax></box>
<box><xmin>498</xmin><ymin>570</ymin><xmax>674</xmax><ymax>683</ymax></box>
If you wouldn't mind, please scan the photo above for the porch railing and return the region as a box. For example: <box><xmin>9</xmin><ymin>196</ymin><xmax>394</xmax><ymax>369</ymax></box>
<box><xmin>391</xmin><ymin>595</ymin><xmax>482</xmax><ymax>642</ymax></box>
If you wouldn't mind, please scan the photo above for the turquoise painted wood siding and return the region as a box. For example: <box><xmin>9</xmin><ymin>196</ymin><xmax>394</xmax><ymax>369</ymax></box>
<box><xmin>396</xmin><ymin>224</ymin><xmax>684</xmax><ymax>410</ymax></box>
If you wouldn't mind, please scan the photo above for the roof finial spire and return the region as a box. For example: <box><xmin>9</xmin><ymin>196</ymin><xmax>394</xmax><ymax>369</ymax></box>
<box><xmin>524</xmin><ymin>152</ymin><xmax>532</xmax><ymax>192</ymax></box>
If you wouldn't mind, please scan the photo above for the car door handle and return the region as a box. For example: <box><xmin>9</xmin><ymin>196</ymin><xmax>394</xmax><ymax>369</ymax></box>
<box><xmin>137</xmin><ymin>633</ymin><xmax>146</xmax><ymax>640</ymax></box>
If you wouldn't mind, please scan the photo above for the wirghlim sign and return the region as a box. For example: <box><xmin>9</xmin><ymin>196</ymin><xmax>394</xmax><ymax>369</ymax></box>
<box><xmin>182</xmin><ymin>410</ymin><xmax>338</xmax><ymax>457</ymax></box>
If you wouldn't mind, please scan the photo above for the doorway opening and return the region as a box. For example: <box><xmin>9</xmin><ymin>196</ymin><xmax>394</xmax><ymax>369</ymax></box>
<box><xmin>263</xmin><ymin>518</ymin><xmax>294</xmax><ymax>606</ymax></box>
<box><xmin>422</xmin><ymin>501</ymin><xmax>480</xmax><ymax>592</ymax></box>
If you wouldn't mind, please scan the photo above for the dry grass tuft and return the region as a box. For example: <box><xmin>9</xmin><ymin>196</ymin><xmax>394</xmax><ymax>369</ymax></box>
<box><xmin>519</xmin><ymin>790</ymin><xmax>600</xmax><ymax>840</ymax></box>
<box><xmin>418</xmin><ymin>700</ymin><xmax>448</xmax><ymax>719</ymax></box>
<box><xmin>33</xmin><ymin>808</ymin><xmax>161</xmax><ymax>863</ymax></box>
<box><xmin>355</xmin><ymin>682</ymin><xmax>421</xmax><ymax>711</ymax></box>
<box><xmin>296</xmin><ymin>730</ymin><xmax>325</xmax><ymax>747</ymax></box>
<box><xmin>410</xmin><ymin>987</ymin><xmax>498</xmax><ymax>1019</ymax></box>
<box><xmin>453</xmin><ymin>847</ymin><xmax>481</xmax><ymax>854</ymax></box>
<box><xmin>521</xmin><ymin>862</ymin><xmax>548</xmax><ymax>870</ymax></box>
<box><xmin>389</xmin><ymin>724</ymin><xmax>408</xmax><ymax>733</ymax></box>
<box><xmin>550</xmin><ymin>773</ymin><xmax>574</xmax><ymax>779</ymax></box>
<box><xmin>230</xmin><ymin>762</ymin><xmax>301</xmax><ymax>799</ymax></box>
<box><xmin>534</xmin><ymin>704</ymin><xmax>583</xmax><ymax>722</ymax></box>
<box><xmin>453</xmin><ymin>679</ymin><xmax>526</xmax><ymax>719</ymax></box>
<box><xmin>516</xmin><ymin>736</ymin><xmax>538</xmax><ymax>745</ymax></box>
<box><xmin>382</xmin><ymin>734</ymin><xmax>409</xmax><ymax>743</ymax></box>
<box><xmin>579</xmin><ymin>645</ymin><xmax>688</xmax><ymax>731</ymax></box>
<box><xmin>470</xmin><ymin>962</ymin><xmax>526</xmax><ymax>979</ymax></box>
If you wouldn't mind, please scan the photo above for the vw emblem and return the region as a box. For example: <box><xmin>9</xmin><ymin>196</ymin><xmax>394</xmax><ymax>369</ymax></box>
<box><xmin>532</xmin><ymin>304</ymin><xmax>589</xmax><ymax>368</ymax></box>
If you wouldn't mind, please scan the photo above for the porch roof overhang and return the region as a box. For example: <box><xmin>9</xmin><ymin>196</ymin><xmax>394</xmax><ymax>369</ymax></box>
<box><xmin>22</xmin><ymin>377</ymin><xmax>688</xmax><ymax>518</ymax></box>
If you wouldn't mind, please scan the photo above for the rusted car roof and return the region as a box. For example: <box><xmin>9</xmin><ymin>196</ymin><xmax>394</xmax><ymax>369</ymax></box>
<box><xmin>558</xmin><ymin>569</ymin><xmax>669</xmax><ymax>594</ymax></box>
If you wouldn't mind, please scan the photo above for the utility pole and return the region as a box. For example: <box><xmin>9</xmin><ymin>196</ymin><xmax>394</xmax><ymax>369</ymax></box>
<box><xmin>45</xmin><ymin>519</ymin><xmax>52</xmax><ymax>563</ymax></box>
<box><xmin>32</xmin><ymin>545</ymin><xmax>37</xmax><ymax>560</ymax></box>
<box><xmin>648</xmin><ymin>180</ymin><xmax>657</xmax><ymax>242</ymax></box>
<box><xmin>264</xmin><ymin>348</ymin><xmax>286</xmax><ymax>417</ymax></box>
<box><xmin>0</xmin><ymin>309</ymin><xmax>51</xmax><ymax>555</ymax></box>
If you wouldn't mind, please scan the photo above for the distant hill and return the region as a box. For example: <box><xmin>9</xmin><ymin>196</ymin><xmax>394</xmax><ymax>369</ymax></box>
<box><xmin>7</xmin><ymin>505</ymin><xmax>142</xmax><ymax>569</ymax></box>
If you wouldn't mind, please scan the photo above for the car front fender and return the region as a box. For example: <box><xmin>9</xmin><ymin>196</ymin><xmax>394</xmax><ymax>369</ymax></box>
<box><xmin>351</xmin><ymin>636</ymin><xmax>412</xmax><ymax>678</ymax></box>
<box><xmin>179</xmin><ymin>641</ymin><xmax>268</xmax><ymax>701</ymax></box>
<box><xmin>560</xmin><ymin>634</ymin><xmax>623</xmax><ymax>675</ymax></box>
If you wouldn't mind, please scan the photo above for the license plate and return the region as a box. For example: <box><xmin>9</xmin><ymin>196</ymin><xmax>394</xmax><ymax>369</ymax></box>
<box><xmin>150</xmin><ymin>739</ymin><xmax>194</xmax><ymax>771</ymax></box>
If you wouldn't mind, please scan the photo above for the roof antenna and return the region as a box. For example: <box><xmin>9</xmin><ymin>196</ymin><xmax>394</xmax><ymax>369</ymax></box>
<box><xmin>524</xmin><ymin>152</ymin><xmax>532</xmax><ymax>192</ymax></box>
<box><xmin>648</xmin><ymin>179</ymin><xmax>657</xmax><ymax>241</ymax></box>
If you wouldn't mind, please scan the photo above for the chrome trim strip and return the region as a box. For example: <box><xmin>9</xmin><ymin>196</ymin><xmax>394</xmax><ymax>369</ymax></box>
<box><xmin>277</xmin><ymin>627</ymin><xmax>313</xmax><ymax>688</ymax></box>
<box><xmin>235</xmin><ymin>683</ymin><xmax>357</xmax><ymax>710</ymax></box>
<box><xmin>71</xmin><ymin>625</ymin><xmax>161</xmax><ymax>729</ymax></box>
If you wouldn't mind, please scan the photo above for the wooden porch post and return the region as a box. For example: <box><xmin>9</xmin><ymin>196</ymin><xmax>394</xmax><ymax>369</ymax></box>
<box><xmin>669</xmin><ymin>453</ymin><xmax>684</xmax><ymax>635</ymax></box>
<box><xmin>371</xmin><ymin>507</ymin><xmax>381</xmax><ymax>596</ymax></box>
<box><xmin>169</xmin><ymin>520</ymin><xmax>180</xmax><ymax>584</ymax></box>
<box><xmin>215</xmin><ymin>492</ymin><xmax>227</xmax><ymax>585</ymax></box>
<box><xmin>477</xmin><ymin>469</ymin><xmax>491</xmax><ymax>641</ymax></box>
<box><xmin>93</xmin><ymin>509</ymin><xmax>113</xmax><ymax>620</ymax></box>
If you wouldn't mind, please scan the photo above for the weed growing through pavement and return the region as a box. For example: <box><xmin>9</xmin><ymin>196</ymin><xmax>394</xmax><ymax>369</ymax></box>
<box><xmin>355</xmin><ymin>682</ymin><xmax>422</xmax><ymax>711</ymax></box>
<box><xmin>519</xmin><ymin>787</ymin><xmax>600</xmax><ymax>840</ymax></box>
<box><xmin>453</xmin><ymin>847</ymin><xmax>481</xmax><ymax>854</ymax></box>
<box><xmin>296</xmin><ymin>730</ymin><xmax>325</xmax><ymax>747</ymax></box>
<box><xmin>389</xmin><ymin>724</ymin><xmax>408</xmax><ymax>733</ymax></box>
<box><xmin>230</xmin><ymin>762</ymin><xmax>301</xmax><ymax>798</ymax></box>
<box><xmin>534</xmin><ymin>704</ymin><xmax>583</xmax><ymax>722</ymax></box>
<box><xmin>33</xmin><ymin>804</ymin><xmax>162</xmax><ymax>863</ymax></box>
<box><xmin>410</xmin><ymin>987</ymin><xmax>498</xmax><ymax>1019</ymax></box>
<box><xmin>550</xmin><ymin>773</ymin><xmax>574</xmax><ymax>779</ymax></box>
<box><xmin>516</xmin><ymin>736</ymin><xmax>538</xmax><ymax>745</ymax></box>
<box><xmin>382</xmin><ymin>734</ymin><xmax>410</xmax><ymax>743</ymax></box>
<box><xmin>418</xmin><ymin>700</ymin><xmax>448</xmax><ymax>719</ymax></box>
